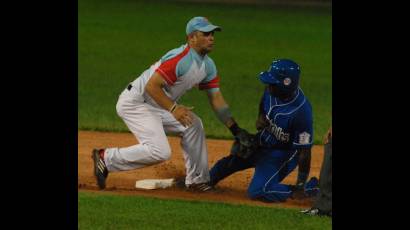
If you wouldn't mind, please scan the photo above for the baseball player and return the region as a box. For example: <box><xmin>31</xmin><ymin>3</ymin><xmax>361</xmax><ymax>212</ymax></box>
<box><xmin>208</xmin><ymin>59</ymin><xmax>319</xmax><ymax>202</ymax></box>
<box><xmin>92</xmin><ymin>16</ymin><xmax>253</xmax><ymax>191</ymax></box>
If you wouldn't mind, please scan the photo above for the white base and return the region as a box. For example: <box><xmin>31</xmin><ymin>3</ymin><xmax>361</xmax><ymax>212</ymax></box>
<box><xmin>135</xmin><ymin>178</ymin><xmax>176</xmax><ymax>190</ymax></box>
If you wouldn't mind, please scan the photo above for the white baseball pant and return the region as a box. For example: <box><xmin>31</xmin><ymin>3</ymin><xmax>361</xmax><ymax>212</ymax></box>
<box><xmin>103</xmin><ymin>86</ymin><xmax>210</xmax><ymax>185</ymax></box>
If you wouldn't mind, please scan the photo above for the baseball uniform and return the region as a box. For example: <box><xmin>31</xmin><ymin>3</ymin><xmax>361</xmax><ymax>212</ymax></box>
<box><xmin>104</xmin><ymin>44</ymin><xmax>220</xmax><ymax>185</ymax></box>
<box><xmin>209</xmin><ymin>87</ymin><xmax>317</xmax><ymax>202</ymax></box>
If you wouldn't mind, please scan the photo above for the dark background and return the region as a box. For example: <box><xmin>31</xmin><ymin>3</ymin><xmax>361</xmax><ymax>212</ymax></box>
<box><xmin>4</xmin><ymin>0</ymin><xmax>400</xmax><ymax>228</ymax></box>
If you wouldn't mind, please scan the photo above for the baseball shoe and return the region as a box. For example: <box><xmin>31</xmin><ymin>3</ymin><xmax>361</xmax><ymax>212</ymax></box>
<box><xmin>304</xmin><ymin>177</ymin><xmax>320</xmax><ymax>197</ymax></box>
<box><xmin>174</xmin><ymin>177</ymin><xmax>186</xmax><ymax>189</ymax></box>
<box><xmin>301</xmin><ymin>208</ymin><xmax>332</xmax><ymax>217</ymax></box>
<box><xmin>186</xmin><ymin>182</ymin><xmax>214</xmax><ymax>192</ymax></box>
<box><xmin>175</xmin><ymin>177</ymin><xmax>214</xmax><ymax>192</ymax></box>
<box><xmin>92</xmin><ymin>149</ymin><xmax>109</xmax><ymax>189</ymax></box>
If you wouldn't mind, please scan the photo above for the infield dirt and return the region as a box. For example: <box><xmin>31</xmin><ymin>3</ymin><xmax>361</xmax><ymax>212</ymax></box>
<box><xmin>78</xmin><ymin>131</ymin><xmax>324</xmax><ymax>209</ymax></box>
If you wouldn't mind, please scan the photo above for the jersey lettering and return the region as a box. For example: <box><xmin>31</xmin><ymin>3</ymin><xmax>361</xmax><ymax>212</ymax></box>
<box><xmin>258</xmin><ymin>88</ymin><xmax>313</xmax><ymax>149</ymax></box>
<box><xmin>267</xmin><ymin>120</ymin><xmax>290</xmax><ymax>142</ymax></box>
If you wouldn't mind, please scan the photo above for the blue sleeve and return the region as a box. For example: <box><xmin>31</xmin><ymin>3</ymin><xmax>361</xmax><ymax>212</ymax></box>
<box><xmin>291</xmin><ymin>104</ymin><xmax>313</xmax><ymax>149</ymax></box>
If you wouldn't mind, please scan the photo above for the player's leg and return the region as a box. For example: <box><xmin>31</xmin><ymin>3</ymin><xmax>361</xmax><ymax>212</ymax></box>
<box><xmin>277</xmin><ymin>151</ymin><xmax>318</xmax><ymax>196</ymax></box>
<box><xmin>279</xmin><ymin>150</ymin><xmax>319</xmax><ymax>197</ymax></box>
<box><xmin>247</xmin><ymin>149</ymin><xmax>298</xmax><ymax>202</ymax></box>
<box><xmin>162</xmin><ymin>111</ymin><xmax>210</xmax><ymax>185</ymax></box>
<box><xmin>103</xmin><ymin>89</ymin><xmax>171</xmax><ymax>172</ymax></box>
<box><xmin>209</xmin><ymin>154</ymin><xmax>255</xmax><ymax>186</ymax></box>
<box><xmin>277</xmin><ymin>151</ymin><xmax>299</xmax><ymax>183</ymax></box>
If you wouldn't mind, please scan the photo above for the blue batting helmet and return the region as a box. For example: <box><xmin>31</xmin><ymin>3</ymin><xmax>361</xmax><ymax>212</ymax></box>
<box><xmin>259</xmin><ymin>59</ymin><xmax>300</xmax><ymax>93</ymax></box>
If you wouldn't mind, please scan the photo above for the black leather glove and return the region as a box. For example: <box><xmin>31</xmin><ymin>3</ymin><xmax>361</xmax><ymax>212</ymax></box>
<box><xmin>235</xmin><ymin>128</ymin><xmax>255</xmax><ymax>147</ymax></box>
<box><xmin>231</xmin><ymin>129</ymin><xmax>258</xmax><ymax>159</ymax></box>
<box><xmin>228</xmin><ymin>123</ymin><xmax>258</xmax><ymax>159</ymax></box>
<box><xmin>230</xmin><ymin>138</ymin><xmax>255</xmax><ymax>159</ymax></box>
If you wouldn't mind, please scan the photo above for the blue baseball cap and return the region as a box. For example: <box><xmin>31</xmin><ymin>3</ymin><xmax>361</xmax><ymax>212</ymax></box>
<box><xmin>186</xmin><ymin>16</ymin><xmax>222</xmax><ymax>35</ymax></box>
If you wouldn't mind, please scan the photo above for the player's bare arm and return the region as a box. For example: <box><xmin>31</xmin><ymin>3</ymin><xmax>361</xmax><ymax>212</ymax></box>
<box><xmin>145</xmin><ymin>72</ymin><xmax>193</xmax><ymax>127</ymax></box>
<box><xmin>206</xmin><ymin>90</ymin><xmax>236</xmax><ymax>128</ymax></box>
<box><xmin>255</xmin><ymin>89</ymin><xmax>269</xmax><ymax>131</ymax></box>
<box><xmin>206</xmin><ymin>90</ymin><xmax>255</xmax><ymax>148</ymax></box>
<box><xmin>296</xmin><ymin>148</ymin><xmax>312</xmax><ymax>186</ymax></box>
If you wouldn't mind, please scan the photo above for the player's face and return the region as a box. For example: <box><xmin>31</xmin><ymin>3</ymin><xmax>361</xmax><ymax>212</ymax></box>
<box><xmin>268</xmin><ymin>84</ymin><xmax>293</xmax><ymax>99</ymax></box>
<box><xmin>194</xmin><ymin>31</ymin><xmax>215</xmax><ymax>54</ymax></box>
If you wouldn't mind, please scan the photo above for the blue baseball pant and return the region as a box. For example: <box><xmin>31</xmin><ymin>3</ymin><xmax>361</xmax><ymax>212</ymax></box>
<box><xmin>209</xmin><ymin>148</ymin><xmax>299</xmax><ymax>202</ymax></box>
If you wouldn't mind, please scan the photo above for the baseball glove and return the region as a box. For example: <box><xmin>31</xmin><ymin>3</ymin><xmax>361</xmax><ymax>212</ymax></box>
<box><xmin>231</xmin><ymin>129</ymin><xmax>258</xmax><ymax>159</ymax></box>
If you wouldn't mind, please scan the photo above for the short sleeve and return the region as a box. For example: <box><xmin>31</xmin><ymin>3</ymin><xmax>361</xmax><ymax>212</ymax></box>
<box><xmin>199</xmin><ymin>57</ymin><xmax>220</xmax><ymax>92</ymax></box>
<box><xmin>155</xmin><ymin>45</ymin><xmax>190</xmax><ymax>86</ymax></box>
<box><xmin>291</xmin><ymin>105</ymin><xmax>314</xmax><ymax>149</ymax></box>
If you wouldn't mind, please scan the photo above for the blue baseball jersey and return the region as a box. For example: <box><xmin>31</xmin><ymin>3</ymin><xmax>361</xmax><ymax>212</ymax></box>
<box><xmin>258</xmin><ymin>87</ymin><xmax>313</xmax><ymax>150</ymax></box>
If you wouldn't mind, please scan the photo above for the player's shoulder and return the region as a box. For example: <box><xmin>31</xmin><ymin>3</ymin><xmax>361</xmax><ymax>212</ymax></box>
<box><xmin>262</xmin><ymin>87</ymin><xmax>270</xmax><ymax>99</ymax></box>
<box><xmin>203</xmin><ymin>55</ymin><xmax>217</xmax><ymax>77</ymax></box>
<box><xmin>299</xmin><ymin>89</ymin><xmax>312</xmax><ymax>109</ymax></box>
<box><xmin>204</xmin><ymin>54</ymin><xmax>216</xmax><ymax>64</ymax></box>
<box><xmin>299</xmin><ymin>100</ymin><xmax>312</xmax><ymax>116</ymax></box>
<box><xmin>292</xmin><ymin>89</ymin><xmax>312</xmax><ymax>114</ymax></box>
<box><xmin>204</xmin><ymin>55</ymin><xmax>216</xmax><ymax>67</ymax></box>
<box><xmin>160</xmin><ymin>44</ymin><xmax>190</xmax><ymax>62</ymax></box>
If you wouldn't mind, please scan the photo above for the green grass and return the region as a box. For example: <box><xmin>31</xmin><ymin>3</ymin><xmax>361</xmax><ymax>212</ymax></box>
<box><xmin>78</xmin><ymin>191</ymin><xmax>331</xmax><ymax>229</ymax></box>
<box><xmin>79</xmin><ymin>0</ymin><xmax>332</xmax><ymax>143</ymax></box>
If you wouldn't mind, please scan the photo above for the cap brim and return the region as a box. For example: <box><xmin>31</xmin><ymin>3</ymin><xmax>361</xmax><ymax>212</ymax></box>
<box><xmin>259</xmin><ymin>72</ymin><xmax>280</xmax><ymax>84</ymax></box>
<box><xmin>198</xmin><ymin>25</ymin><xmax>222</xmax><ymax>32</ymax></box>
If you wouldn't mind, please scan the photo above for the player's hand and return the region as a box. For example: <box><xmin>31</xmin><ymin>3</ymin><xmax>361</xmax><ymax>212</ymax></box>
<box><xmin>289</xmin><ymin>183</ymin><xmax>305</xmax><ymax>200</ymax></box>
<box><xmin>172</xmin><ymin>105</ymin><xmax>194</xmax><ymax>127</ymax></box>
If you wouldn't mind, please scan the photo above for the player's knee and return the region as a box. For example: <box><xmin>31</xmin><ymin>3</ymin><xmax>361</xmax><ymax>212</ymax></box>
<box><xmin>189</xmin><ymin>114</ymin><xmax>204</xmax><ymax>131</ymax></box>
<box><xmin>116</xmin><ymin>101</ymin><xmax>124</xmax><ymax>117</ymax></box>
<box><xmin>247</xmin><ymin>185</ymin><xmax>262</xmax><ymax>199</ymax></box>
<box><xmin>247</xmin><ymin>188</ymin><xmax>282</xmax><ymax>202</ymax></box>
<box><xmin>150</xmin><ymin>143</ymin><xmax>172</xmax><ymax>161</ymax></box>
<box><xmin>247</xmin><ymin>184</ymin><xmax>280</xmax><ymax>201</ymax></box>
<box><xmin>160</xmin><ymin>147</ymin><xmax>172</xmax><ymax>161</ymax></box>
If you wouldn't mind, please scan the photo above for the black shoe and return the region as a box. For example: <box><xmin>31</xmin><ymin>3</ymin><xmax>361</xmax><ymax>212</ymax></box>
<box><xmin>301</xmin><ymin>208</ymin><xmax>332</xmax><ymax>217</ymax></box>
<box><xmin>175</xmin><ymin>177</ymin><xmax>214</xmax><ymax>192</ymax></box>
<box><xmin>186</xmin><ymin>182</ymin><xmax>214</xmax><ymax>192</ymax></box>
<box><xmin>92</xmin><ymin>149</ymin><xmax>109</xmax><ymax>189</ymax></box>
<box><xmin>174</xmin><ymin>177</ymin><xmax>186</xmax><ymax>189</ymax></box>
